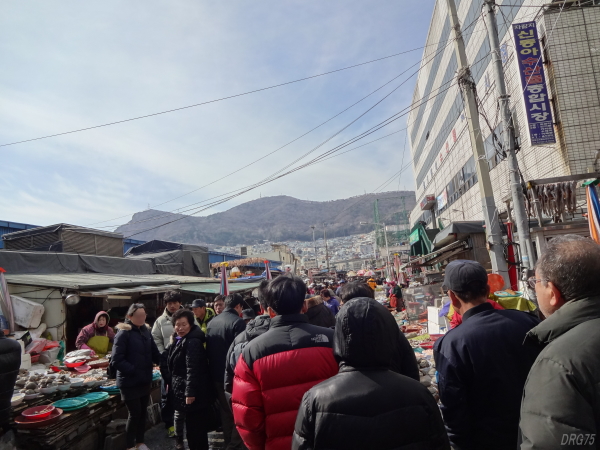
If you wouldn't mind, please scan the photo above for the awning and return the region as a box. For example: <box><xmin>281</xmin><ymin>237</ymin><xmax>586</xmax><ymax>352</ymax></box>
<box><xmin>433</xmin><ymin>221</ymin><xmax>485</xmax><ymax>248</ymax></box>
<box><xmin>410</xmin><ymin>223</ymin><xmax>439</xmax><ymax>257</ymax></box>
<box><xmin>5</xmin><ymin>273</ymin><xmax>214</xmax><ymax>289</ymax></box>
<box><xmin>180</xmin><ymin>281</ymin><xmax>263</xmax><ymax>294</ymax></box>
<box><xmin>419</xmin><ymin>245</ymin><xmax>468</xmax><ymax>266</ymax></box>
<box><xmin>407</xmin><ymin>240</ymin><xmax>469</xmax><ymax>268</ymax></box>
<box><xmin>79</xmin><ymin>284</ymin><xmax>181</xmax><ymax>297</ymax></box>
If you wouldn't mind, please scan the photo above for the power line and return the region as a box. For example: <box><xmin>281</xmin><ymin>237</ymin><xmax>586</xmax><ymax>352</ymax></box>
<box><xmin>94</xmin><ymin>31</ymin><xmax>462</xmax><ymax>231</ymax></box>
<box><xmin>121</xmin><ymin>80</ymin><xmax>458</xmax><ymax>238</ymax></box>
<box><xmin>0</xmin><ymin>45</ymin><xmax>449</xmax><ymax>149</ymax></box>
<box><xmin>87</xmin><ymin>52</ymin><xmax>431</xmax><ymax>227</ymax></box>
<box><xmin>107</xmin><ymin>53</ymin><xmax>458</xmax><ymax>232</ymax></box>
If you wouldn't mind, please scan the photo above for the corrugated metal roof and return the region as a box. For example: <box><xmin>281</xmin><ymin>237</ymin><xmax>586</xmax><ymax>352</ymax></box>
<box><xmin>5</xmin><ymin>273</ymin><xmax>215</xmax><ymax>289</ymax></box>
<box><xmin>181</xmin><ymin>281</ymin><xmax>263</xmax><ymax>294</ymax></box>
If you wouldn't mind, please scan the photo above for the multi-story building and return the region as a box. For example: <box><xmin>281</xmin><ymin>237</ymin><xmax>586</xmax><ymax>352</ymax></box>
<box><xmin>408</xmin><ymin>1</ymin><xmax>600</xmax><ymax>253</ymax></box>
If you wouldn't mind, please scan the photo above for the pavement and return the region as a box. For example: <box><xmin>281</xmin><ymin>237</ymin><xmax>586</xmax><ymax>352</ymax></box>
<box><xmin>143</xmin><ymin>424</ymin><xmax>224</xmax><ymax>449</ymax></box>
<box><xmin>143</xmin><ymin>423</ymin><xmax>177</xmax><ymax>449</ymax></box>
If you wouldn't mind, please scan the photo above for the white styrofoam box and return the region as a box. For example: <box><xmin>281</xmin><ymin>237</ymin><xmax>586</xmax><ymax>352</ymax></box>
<box><xmin>11</xmin><ymin>296</ymin><xmax>45</xmax><ymax>329</ymax></box>
<box><xmin>20</xmin><ymin>353</ymin><xmax>31</xmax><ymax>370</ymax></box>
<box><xmin>428</xmin><ymin>306</ymin><xmax>448</xmax><ymax>335</ymax></box>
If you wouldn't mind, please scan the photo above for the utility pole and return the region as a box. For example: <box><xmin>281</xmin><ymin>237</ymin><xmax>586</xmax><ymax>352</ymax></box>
<box><xmin>381</xmin><ymin>222</ymin><xmax>392</xmax><ymax>279</ymax></box>
<box><xmin>310</xmin><ymin>225</ymin><xmax>317</xmax><ymax>269</ymax></box>
<box><xmin>323</xmin><ymin>223</ymin><xmax>330</xmax><ymax>272</ymax></box>
<box><xmin>483</xmin><ymin>0</ymin><xmax>536</xmax><ymax>274</ymax></box>
<box><xmin>446</xmin><ymin>0</ymin><xmax>510</xmax><ymax>286</ymax></box>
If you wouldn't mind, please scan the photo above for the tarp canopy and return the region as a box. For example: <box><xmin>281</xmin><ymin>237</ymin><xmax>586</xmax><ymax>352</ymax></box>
<box><xmin>125</xmin><ymin>239</ymin><xmax>207</xmax><ymax>255</ymax></box>
<box><xmin>126</xmin><ymin>243</ymin><xmax>210</xmax><ymax>277</ymax></box>
<box><xmin>2</xmin><ymin>223</ymin><xmax>122</xmax><ymax>241</ymax></box>
<box><xmin>181</xmin><ymin>281</ymin><xmax>263</xmax><ymax>294</ymax></box>
<box><xmin>433</xmin><ymin>221</ymin><xmax>485</xmax><ymax>248</ymax></box>
<box><xmin>0</xmin><ymin>250</ymin><xmax>154</xmax><ymax>275</ymax></box>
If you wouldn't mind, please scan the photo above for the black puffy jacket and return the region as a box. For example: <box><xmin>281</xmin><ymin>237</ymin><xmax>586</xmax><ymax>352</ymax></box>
<box><xmin>0</xmin><ymin>335</ymin><xmax>21</xmax><ymax>426</ymax></box>
<box><xmin>167</xmin><ymin>325</ymin><xmax>215</xmax><ymax>412</ymax></box>
<box><xmin>305</xmin><ymin>302</ymin><xmax>335</xmax><ymax>328</ymax></box>
<box><xmin>112</xmin><ymin>321</ymin><xmax>161</xmax><ymax>389</ymax></box>
<box><xmin>224</xmin><ymin>315</ymin><xmax>271</xmax><ymax>399</ymax></box>
<box><xmin>293</xmin><ymin>297</ymin><xmax>449</xmax><ymax>450</ymax></box>
<box><xmin>391</xmin><ymin>327</ymin><xmax>420</xmax><ymax>381</ymax></box>
<box><xmin>206</xmin><ymin>308</ymin><xmax>246</xmax><ymax>382</ymax></box>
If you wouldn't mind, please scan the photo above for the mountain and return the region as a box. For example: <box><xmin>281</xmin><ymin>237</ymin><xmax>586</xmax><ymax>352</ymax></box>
<box><xmin>116</xmin><ymin>191</ymin><xmax>416</xmax><ymax>246</ymax></box>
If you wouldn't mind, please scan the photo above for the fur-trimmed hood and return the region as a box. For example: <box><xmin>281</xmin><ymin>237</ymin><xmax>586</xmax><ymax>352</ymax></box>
<box><xmin>115</xmin><ymin>322</ymin><xmax>151</xmax><ymax>331</ymax></box>
<box><xmin>306</xmin><ymin>296</ymin><xmax>324</xmax><ymax>309</ymax></box>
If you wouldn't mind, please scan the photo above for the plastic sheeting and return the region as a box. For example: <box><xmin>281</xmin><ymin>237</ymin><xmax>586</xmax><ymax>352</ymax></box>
<box><xmin>127</xmin><ymin>249</ymin><xmax>210</xmax><ymax>277</ymax></box>
<box><xmin>0</xmin><ymin>250</ymin><xmax>155</xmax><ymax>275</ymax></box>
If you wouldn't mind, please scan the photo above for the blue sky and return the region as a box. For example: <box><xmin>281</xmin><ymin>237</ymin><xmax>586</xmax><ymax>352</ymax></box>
<box><xmin>0</xmin><ymin>0</ymin><xmax>435</xmax><ymax>229</ymax></box>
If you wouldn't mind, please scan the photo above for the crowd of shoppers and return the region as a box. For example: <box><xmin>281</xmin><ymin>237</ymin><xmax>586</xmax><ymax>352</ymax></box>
<box><xmin>37</xmin><ymin>234</ymin><xmax>600</xmax><ymax>450</ymax></box>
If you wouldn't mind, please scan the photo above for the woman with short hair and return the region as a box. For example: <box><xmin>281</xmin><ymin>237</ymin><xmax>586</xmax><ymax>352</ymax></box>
<box><xmin>112</xmin><ymin>303</ymin><xmax>161</xmax><ymax>450</ymax></box>
<box><xmin>168</xmin><ymin>309</ymin><xmax>215</xmax><ymax>450</ymax></box>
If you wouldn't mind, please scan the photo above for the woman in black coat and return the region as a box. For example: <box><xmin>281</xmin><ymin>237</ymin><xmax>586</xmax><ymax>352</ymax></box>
<box><xmin>168</xmin><ymin>309</ymin><xmax>215</xmax><ymax>450</ymax></box>
<box><xmin>111</xmin><ymin>303</ymin><xmax>160</xmax><ymax>450</ymax></box>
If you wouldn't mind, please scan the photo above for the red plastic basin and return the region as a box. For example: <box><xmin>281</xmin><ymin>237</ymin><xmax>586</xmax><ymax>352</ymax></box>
<box><xmin>22</xmin><ymin>405</ymin><xmax>56</xmax><ymax>420</ymax></box>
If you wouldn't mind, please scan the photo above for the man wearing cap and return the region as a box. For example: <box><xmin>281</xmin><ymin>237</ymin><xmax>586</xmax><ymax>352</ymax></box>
<box><xmin>191</xmin><ymin>298</ymin><xmax>216</xmax><ymax>335</ymax></box>
<box><xmin>433</xmin><ymin>260</ymin><xmax>540</xmax><ymax>450</ymax></box>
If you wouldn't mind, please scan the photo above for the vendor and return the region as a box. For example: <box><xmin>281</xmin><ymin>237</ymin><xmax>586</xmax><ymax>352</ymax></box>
<box><xmin>367</xmin><ymin>277</ymin><xmax>377</xmax><ymax>290</ymax></box>
<box><xmin>75</xmin><ymin>311</ymin><xmax>115</xmax><ymax>357</ymax></box>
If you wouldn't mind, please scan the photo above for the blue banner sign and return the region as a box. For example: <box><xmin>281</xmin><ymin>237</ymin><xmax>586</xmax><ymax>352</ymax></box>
<box><xmin>512</xmin><ymin>21</ymin><xmax>556</xmax><ymax>146</ymax></box>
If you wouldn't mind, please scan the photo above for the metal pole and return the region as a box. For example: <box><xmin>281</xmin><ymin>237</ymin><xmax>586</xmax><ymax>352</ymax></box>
<box><xmin>446</xmin><ymin>0</ymin><xmax>510</xmax><ymax>286</ymax></box>
<box><xmin>382</xmin><ymin>223</ymin><xmax>392</xmax><ymax>278</ymax></box>
<box><xmin>483</xmin><ymin>0</ymin><xmax>537</xmax><ymax>270</ymax></box>
<box><xmin>323</xmin><ymin>223</ymin><xmax>330</xmax><ymax>272</ymax></box>
<box><xmin>311</xmin><ymin>225</ymin><xmax>317</xmax><ymax>269</ymax></box>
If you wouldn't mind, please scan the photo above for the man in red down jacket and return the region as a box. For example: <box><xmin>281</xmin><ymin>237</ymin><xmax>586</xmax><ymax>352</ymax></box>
<box><xmin>232</xmin><ymin>274</ymin><xmax>338</xmax><ymax>450</ymax></box>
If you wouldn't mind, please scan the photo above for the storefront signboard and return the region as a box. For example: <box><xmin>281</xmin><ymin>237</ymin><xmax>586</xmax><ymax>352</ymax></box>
<box><xmin>512</xmin><ymin>21</ymin><xmax>556</xmax><ymax>146</ymax></box>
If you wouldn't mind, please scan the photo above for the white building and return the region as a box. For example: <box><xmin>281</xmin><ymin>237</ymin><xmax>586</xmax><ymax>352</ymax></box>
<box><xmin>408</xmin><ymin>1</ymin><xmax>600</xmax><ymax>250</ymax></box>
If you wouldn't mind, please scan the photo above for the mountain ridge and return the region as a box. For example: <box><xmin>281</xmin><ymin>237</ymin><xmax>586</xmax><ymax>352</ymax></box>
<box><xmin>116</xmin><ymin>191</ymin><xmax>416</xmax><ymax>246</ymax></box>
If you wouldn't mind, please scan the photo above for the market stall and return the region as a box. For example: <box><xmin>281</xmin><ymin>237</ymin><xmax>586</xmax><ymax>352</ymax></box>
<box><xmin>9</xmin><ymin>351</ymin><xmax>162</xmax><ymax>450</ymax></box>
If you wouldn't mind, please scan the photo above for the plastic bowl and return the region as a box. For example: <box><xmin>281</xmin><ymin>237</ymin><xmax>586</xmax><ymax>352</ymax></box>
<box><xmin>40</xmin><ymin>386</ymin><xmax>57</xmax><ymax>395</ymax></box>
<box><xmin>22</xmin><ymin>405</ymin><xmax>56</xmax><ymax>420</ymax></box>
<box><xmin>24</xmin><ymin>393</ymin><xmax>40</xmax><ymax>401</ymax></box>
<box><xmin>11</xmin><ymin>393</ymin><xmax>25</xmax><ymax>407</ymax></box>
<box><xmin>70</xmin><ymin>378</ymin><xmax>84</xmax><ymax>387</ymax></box>
<box><xmin>57</xmin><ymin>383</ymin><xmax>71</xmax><ymax>391</ymax></box>
<box><xmin>83</xmin><ymin>380</ymin><xmax>95</xmax><ymax>388</ymax></box>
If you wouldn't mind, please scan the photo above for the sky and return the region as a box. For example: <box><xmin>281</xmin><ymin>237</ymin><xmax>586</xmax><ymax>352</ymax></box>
<box><xmin>0</xmin><ymin>0</ymin><xmax>436</xmax><ymax>230</ymax></box>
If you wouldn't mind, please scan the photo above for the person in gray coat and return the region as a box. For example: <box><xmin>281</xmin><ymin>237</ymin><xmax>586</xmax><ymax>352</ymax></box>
<box><xmin>520</xmin><ymin>235</ymin><xmax>600</xmax><ymax>449</ymax></box>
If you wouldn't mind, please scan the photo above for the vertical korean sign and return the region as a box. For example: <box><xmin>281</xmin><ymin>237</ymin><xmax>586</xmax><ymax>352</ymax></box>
<box><xmin>512</xmin><ymin>21</ymin><xmax>556</xmax><ymax>145</ymax></box>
